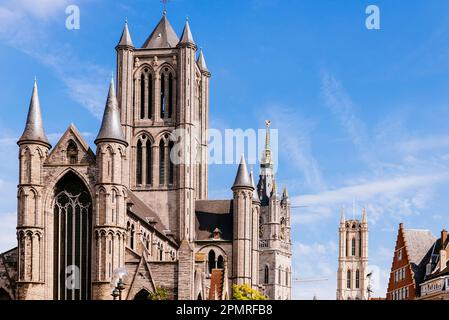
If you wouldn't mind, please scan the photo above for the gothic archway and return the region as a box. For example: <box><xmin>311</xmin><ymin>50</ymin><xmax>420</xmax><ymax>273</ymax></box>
<box><xmin>134</xmin><ymin>289</ymin><xmax>150</xmax><ymax>300</ymax></box>
<box><xmin>53</xmin><ymin>171</ymin><xmax>92</xmax><ymax>300</ymax></box>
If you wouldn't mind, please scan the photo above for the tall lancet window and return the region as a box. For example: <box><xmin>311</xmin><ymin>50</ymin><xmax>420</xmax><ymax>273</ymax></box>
<box><xmin>53</xmin><ymin>171</ymin><xmax>92</xmax><ymax>300</ymax></box>
<box><xmin>146</xmin><ymin>140</ymin><xmax>152</xmax><ymax>185</ymax></box>
<box><xmin>159</xmin><ymin>140</ymin><xmax>165</xmax><ymax>185</ymax></box>
<box><xmin>147</xmin><ymin>73</ymin><xmax>153</xmax><ymax>119</ymax></box>
<box><xmin>168</xmin><ymin>140</ymin><xmax>174</xmax><ymax>185</ymax></box>
<box><xmin>67</xmin><ymin>141</ymin><xmax>78</xmax><ymax>165</ymax></box>
<box><xmin>264</xmin><ymin>266</ymin><xmax>269</xmax><ymax>284</ymax></box>
<box><xmin>356</xmin><ymin>270</ymin><xmax>360</xmax><ymax>289</ymax></box>
<box><xmin>140</xmin><ymin>73</ymin><xmax>145</xmax><ymax>119</ymax></box>
<box><xmin>359</xmin><ymin>235</ymin><xmax>362</xmax><ymax>257</ymax></box>
<box><xmin>168</xmin><ymin>73</ymin><xmax>173</xmax><ymax>118</ymax></box>
<box><xmin>136</xmin><ymin>140</ymin><xmax>143</xmax><ymax>185</ymax></box>
<box><xmin>160</xmin><ymin>73</ymin><xmax>166</xmax><ymax>118</ymax></box>
<box><xmin>352</xmin><ymin>237</ymin><xmax>356</xmax><ymax>256</ymax></box>
<box><xmin>347</xmin><ymin>270</ymin><xmax>351</xmax><ymax>289</ymax></box>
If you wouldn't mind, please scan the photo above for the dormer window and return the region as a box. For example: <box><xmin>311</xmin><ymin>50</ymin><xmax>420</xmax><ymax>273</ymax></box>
<box><xmin>398</xmin><ymin>249</ymin><xmax>402</xmax><ymax>261</ymax></box>
<box><xmin>67</xmin><ymin>141</ymin><xmax>78</xmax><ymax>165</ymax></box>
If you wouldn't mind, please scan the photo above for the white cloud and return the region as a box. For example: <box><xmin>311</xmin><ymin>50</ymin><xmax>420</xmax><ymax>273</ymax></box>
<box><xmin>0</xmin><ymin>0</ymin><xmax>108</xmax><ymax>119</ymax></box>
<box><xmin>265</xmin><ymin>105</ymin><xmax>325</xmax><ymax>192</ymax></box>
<box><xmin>294</xmin><ymin>174</ymin><xmax>449</xmax><ymax>207</ymax></box>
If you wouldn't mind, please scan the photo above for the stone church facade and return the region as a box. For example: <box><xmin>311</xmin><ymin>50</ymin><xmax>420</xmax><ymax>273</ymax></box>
<box><xmin>0</xmin><ymin>12</ymin><xmax>292</xmax><ymax>300</ymax></box>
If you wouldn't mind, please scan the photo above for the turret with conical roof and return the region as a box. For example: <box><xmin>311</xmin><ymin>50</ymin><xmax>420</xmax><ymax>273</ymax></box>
<box><xmin>197</xmin><ymin>48</ymin><xmax>210</xmax><ymax>76</ymax></box>
<box><xmin>117</xmin><ymin>20</ymin><xmax>134</xmax><ymax>48</ymax></box>
<box><xmin>18</xmin><ymin>80</ymin><xmax>51</xmax><ymax>148</ymax></box>
<box><xmin>178</xmin><ymin>19</ymin><xmax>196</xmax><ymax>48</ymax></box>
<box><xmin>232</xmin><ymin>155</ymin><xmax>255</xmax><ymax>286</ymax></box>
<box><xmin>95</xmin><ymin>78</ymin><xmax>127</xmax><ymax>146</ymax></box>
<box><xmin>232</xmin><ymin>155</ymin><xmax>254</xmax><ymax>190</ymax></box>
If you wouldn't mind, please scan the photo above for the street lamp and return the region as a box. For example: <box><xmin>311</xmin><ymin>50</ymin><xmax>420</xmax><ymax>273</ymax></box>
<box><xmin>111</xmin><ymin>268</ymin><xmax>128</xmax><ymax>300</ymax></box>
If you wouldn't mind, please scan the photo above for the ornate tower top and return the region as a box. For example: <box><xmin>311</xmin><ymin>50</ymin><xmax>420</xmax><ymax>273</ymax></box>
<box><xmin>18</xmin><ymin>79</ymin><xmax>51</xmax><ymax>148</ymax></box>
<box><xmin>261</xmin><ymin>120</ymin><xmax>273</xmax><ymax>167</ymax></box>
<box><xmin>95</xmin><ymin>78</ymin><xmax>127</xmax><ymax>146</ymax></box>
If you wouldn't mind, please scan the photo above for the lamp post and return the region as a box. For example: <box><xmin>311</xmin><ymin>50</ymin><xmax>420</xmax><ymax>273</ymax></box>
<box><xmin>111</xmin><ymin>268</ymin><xmax>128</xmax><ymax>300</ymax></box>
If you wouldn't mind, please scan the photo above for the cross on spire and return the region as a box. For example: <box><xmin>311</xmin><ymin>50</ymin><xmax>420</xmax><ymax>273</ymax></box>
<box><xmin>161</xmin><ymin>0</ymin><xmax>170</xmax><ymax>15</ymax></box>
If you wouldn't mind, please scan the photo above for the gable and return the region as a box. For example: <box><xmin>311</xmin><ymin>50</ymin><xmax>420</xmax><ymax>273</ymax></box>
<box><xmin>46</xmin><ymin>124</ymin><xmax>96</xmax><ymax>166</ymax></box>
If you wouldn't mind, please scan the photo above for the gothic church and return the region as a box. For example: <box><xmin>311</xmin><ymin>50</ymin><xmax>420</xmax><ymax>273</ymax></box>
<box><xmin>0</xmin><ymin>12</ymin><xmax>292</xmax><ymax>300</ymax></box>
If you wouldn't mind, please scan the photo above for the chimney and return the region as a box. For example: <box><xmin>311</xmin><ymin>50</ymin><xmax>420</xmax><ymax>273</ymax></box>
<box><xmin>441</xmin><ymin>229</ymin><xmax>448</xmax><ymax>246</ymax></box>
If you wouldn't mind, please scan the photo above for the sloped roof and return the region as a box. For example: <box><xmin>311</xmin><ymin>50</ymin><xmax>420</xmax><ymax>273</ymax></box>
<box><xmin>403</xmin><ymin>229</ymin><xmax>436</xmax><ymax>265</ymax></box>
<box><xmin>126</xmin><ymin>191</ymin><xmax>176</xmax><ymax>245</ymax></box>
<box><xmin>209</xmin><ymin>269</ymin><xmax>225</xmax><ymax>300</ymax></box>
<box><xmin>117</xmin><ymin>22</ymin><xmax>134</xmax><ymax>47</ymax></box>
<box><xmin>142</xmin><ymin>14</ymin><xmax>179</xmax><ymax>49</ymax></box>
<box><xmin>195</xmin><ymin>200</ymin><xmax>233</xmax><ymax>241</ymax></box>
<box><xmin>232</xmin><ymin>156</ymin><xmax>253</xmax><ymax>189</ymax></box>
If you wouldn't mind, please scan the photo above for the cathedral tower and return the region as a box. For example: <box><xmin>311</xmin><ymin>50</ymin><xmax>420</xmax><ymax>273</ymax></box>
<box><xmin>16</xmin><ymin>80</ymin><xmax>51</xmax><ymax>300</ymax></box>
<box><xmin>92</xmin><ymin>79</ymin><xmax>128</xmax><ymax>299</ymax></box>
<box><xmin>337</xmin><ymin>209</ymin><xmax>369</xmax><ymax>300</ymax></box>
<box><xmin>258</xmin><ymin>121</ymin><xmax>292</xmax><ymax>300</ymax></box>
<box><xmin>115</xmin><ymin>13</ymin><xmax>210</xmax><ymax>242</ymax></box>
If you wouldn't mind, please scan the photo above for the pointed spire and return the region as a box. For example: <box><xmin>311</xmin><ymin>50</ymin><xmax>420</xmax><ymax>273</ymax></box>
<box><xmin>261</xmin><ymin>120</ymin><xmax>273</xmax><ymax>166</ymax></box>
<box><xmin>250</xmin><ymin>169</ymin><xmax>260</xmax><ymax>202</ymax></box>
<box><xmin>178</xmin><ymin>19</ymin><xmax>196</xmax><ymax>48</ymax></box>
<box><xmin>18</xmin><ymin>79</ymin><xmax>51</xmax><ymax>148</ymax></box>
<box><xmin>197</xmin><ymin>48</ymin><xmax>210</xmax><ymax>74</ymax></box>
<box><xmin>340</xmin><ymin>207</ymin><xmax>345</xmax><ymax>225</ymax></box>
<box><xmin>232</xmin><ymin>155</ymin><xmax>253</xmax><ymax>190</ymax></box>
<box><xmin>271</xmin><ymin>176</ymin><xmax>278</xmax><ymax>199</ymax></box>
<box><xmin>95</xmin><ymin>78</ymin><xmax>127</xmax><ymax>146</ymax></box>
<box><xmin>282</xmin><ymin>186</ymin><xmax>289</xmax><ymax>200</ymax></box>
<box><xmin>363</xmin><ymin>208</ymin><xmax>367</xmax><ymax>224</ymax></box>
<box><xmin>142</xmin><ymin>13</ymin><xmax>179</xmax><ymax>49</ymax></box>
<box><xmin>117</xmin><ymin>20</ymin><xmax>134</xmax><ymax>48</ymax></box>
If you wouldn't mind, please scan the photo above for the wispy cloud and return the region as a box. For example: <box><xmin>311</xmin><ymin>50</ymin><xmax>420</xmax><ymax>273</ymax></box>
<box><xmin>0</xmin><ymin>0</ymin><xmax>108</xmax><ymax>119</ymax></box>
<box><xmin>265</xmin><ymin>104</ymin><xmax>325</xmax><ymax>192</ymax></box>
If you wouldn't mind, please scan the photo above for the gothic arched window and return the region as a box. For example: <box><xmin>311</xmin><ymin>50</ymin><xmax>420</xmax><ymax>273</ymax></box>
<box><xmin>160</xmin><ymin>73</ymin><xmax>166</xmax><ymax>118</ymax></box>
<box><xmin>208</xmin><ymin>250</ymin><xmax>216</xmax><ymax>274</ymax></box>
<box><xmin>352</xmin><ymin>237</ymin><xmax>356</xmax><ymax>256</ymax></box>
<box><xmin>53</xmin><ymin>171</ymin><xmax>92</xmax><ymax>300</ymax></box>
<box><xmin>147</xmin><ymin>73</ymin><xmax>153</xmax><ymax>119</ymax></box>
<box><xmin>140</xmin><ymin>73</ymin><xmax>145</xmax><ymax>119</ymax></box>
<box><xmin>67</xmin><ymin>141</ymin><xmax>78</xmax><ymax>165</ymax></box>
<box><xmin>130</xmin><ymin>224</ymin><xmax>135</xmax><ymax>249</ymax></box>
<box><xmin>168</xmin><ymin>140</ymin><xmax>174</xmax><ymax>185</ymax></box>
<box><xmin>146</xmin><ymin>140</ymin><xmax>152</xmax><ymax>185</ymax></box>
<box><xmin>168</xmin><ymin>73</ymin><xmax>173</xmax><ymax>118</ymax></box>
<box><xmin>217</xmin><ymin>255</ymin><xmax>224</xmax><ymax>269</ymax></box>
<box><xmin>159</xmin><ymin>140</ymin><xmax>166</xmax><ymax>185</ymax></box>
<box><xmin>264</xmin><ymin>265</ymin><xmax>269</xmax><ymax>284</ymax></box>
<box><xmin>136</xmin><ymin>140</ymin><xmax>143</xmax><ymax>185</ymax></box>
<box><xmin>347</xmin><ymin>270</ymin><xmax>351</xmax><ymax>289</ymax></box>
<box><xmin>356</xmin><ymin>270</ymin><xmax>360</xmax><ymax>289</ymax></box>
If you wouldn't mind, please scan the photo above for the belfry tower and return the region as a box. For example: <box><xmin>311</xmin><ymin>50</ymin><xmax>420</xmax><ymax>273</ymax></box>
<box><xmin>337</xmin><ymin>208</ymin><xmax>369</xmax><ymax>300</ymax></box>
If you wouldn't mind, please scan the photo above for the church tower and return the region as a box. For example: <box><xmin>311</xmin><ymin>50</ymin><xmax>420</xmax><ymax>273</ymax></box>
<box><xmin>92</xmin><ymin>79</ymin><xmax>128</xmax><ymax>299</ymax></box>
<box><xmin>258</xmin><ymin>121</ymin><xmax>292</xmax><ymax>300</ymax></box>
<box><xmin>16</xmin><ymin>80</ymin><xmax>51</xmax><ymax>299</ymax></box>
<box><xmin>115</xmin><ymin>13</ymin><xmax>210</xmax><ymax>242</ymax></box>
<box><xmin>337</xmin><ymin>209</ymin><xmax>369</xmax><ymax>300</ymax></box>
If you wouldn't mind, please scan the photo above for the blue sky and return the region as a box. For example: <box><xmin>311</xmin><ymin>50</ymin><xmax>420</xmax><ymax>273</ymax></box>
<box><xmin>2</xmin><ymin>0</ymin><xmax>449</xmax><ymax>300</ymax></box>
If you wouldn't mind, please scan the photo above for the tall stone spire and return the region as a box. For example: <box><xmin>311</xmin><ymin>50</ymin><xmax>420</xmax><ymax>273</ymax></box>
<box><xmin>232</xmin><ymin>155</ymin><xmax>253</xmax><ymax>190</ymax></box>
<box><xmin>178</xmin><ymin>19</ymin><xmax>196</xmax><ymax>47</ymax></box>
<box><xmin>117</xmin><ymin>20</ymin><xmax>134</xmax><ymax>48</ymax></box>
<box><xmin>250</xmin><ymin>169</ymin><xmax>259</xmax><ymax>201</ymax></box>
<box><xmin>362</xmin><ymin>208</ymin><xmax>367</xmax><ymax>224</ymax></box>
<box><xmin>95</xmin><ymin>78</ymin><xmax>127</xmax><ymax>146</ymax></box>
<box><xmin>18</xmin><ymin>79</ymin><xmax>51</xmax><ymax>148</ymax></box>
<box><xmin>197</xmin><ymin>48</ymin><xmax>209</xmax><ymax>73</ymax></box>
<box><xmin>257</xmin><ymin>120</ymin><xmax>275</xmax><ymax>205</ymax></box>
<box><xmin>340</xmin><ymin>207</ymin><xmax>345</xmax><ymax>225</ymax></box>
